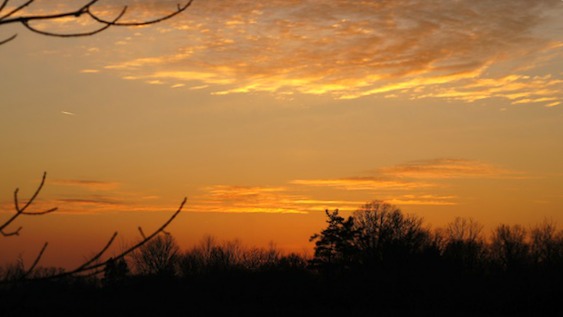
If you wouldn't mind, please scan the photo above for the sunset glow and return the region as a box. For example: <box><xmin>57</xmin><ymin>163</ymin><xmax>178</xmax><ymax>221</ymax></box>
<box><xmin>1</xmin><ymin>0</ymin><xmax>563</xmax><ymax>269</ymax></box>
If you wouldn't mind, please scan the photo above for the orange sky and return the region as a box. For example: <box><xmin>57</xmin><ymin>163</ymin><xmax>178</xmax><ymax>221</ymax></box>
<box><xmin>1</xmin><ymin>0</ymin><xmax>563</xmax><ymax>269</ymax></box>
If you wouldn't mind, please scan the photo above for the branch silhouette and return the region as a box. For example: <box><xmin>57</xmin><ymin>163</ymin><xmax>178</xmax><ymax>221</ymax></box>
<box><xmin>57</xmin><ymin>197</ymin><xmax>186</xmax><ymax>279</ymax></box>
<box><xmin>1</xmin><ymin>171</ymin><xmax>57</xmax><ymax>237</ymax></box>
<box><xmin>0</xmin><ymin>0</ymin><xmax>194</xmax><ymax>45</ymax></box>
<box><xmin>1</xmin><ymin>172</ymin><xmax>187</xmax><ymax>283</ymax></box>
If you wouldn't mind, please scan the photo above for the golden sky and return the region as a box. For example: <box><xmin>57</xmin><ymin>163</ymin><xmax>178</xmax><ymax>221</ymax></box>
<box><xmin>1</xmin><ymin>0</ymin><xmax>563</xmax><ymax>268</ymax></box>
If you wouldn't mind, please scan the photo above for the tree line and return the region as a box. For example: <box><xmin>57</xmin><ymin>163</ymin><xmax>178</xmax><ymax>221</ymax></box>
<box><xmin>3</xmin><ymin>198</ymin><xmax>563</xmax><ymax>315</ymax></box>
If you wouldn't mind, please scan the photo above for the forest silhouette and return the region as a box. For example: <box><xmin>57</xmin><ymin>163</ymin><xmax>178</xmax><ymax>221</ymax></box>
<box><xmin>3</xmin><ymin>198</ymin><xmax>563</xmax><ymax>316</ymax></box>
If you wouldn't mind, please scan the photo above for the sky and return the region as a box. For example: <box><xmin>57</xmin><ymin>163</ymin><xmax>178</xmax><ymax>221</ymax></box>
<box><xmin>1</xmin><ymin>0</ymin><xmax>563</xmax><ymax>268</ymax></box>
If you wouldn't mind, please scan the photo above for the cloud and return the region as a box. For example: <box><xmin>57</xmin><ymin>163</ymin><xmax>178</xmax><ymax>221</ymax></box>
<box><xmin>413</xmin><ymin>74</ymin><xmax>563</xmax><ymax>106</ymax></box>
<box><xmin>191</xmin><ymin>185</ymin><xmax>308</xmax><ymax>214</ymax></box>
<box><xmin>56</xmin><ymin>197</ymin><xmax>123</xmax><ymax>207</ymax></box>
<box><xmin>101</xmin><ymin>0</ymin><xmax>563</xmax><ymax>106</ymax></box>
<box><xmin>293</xmin><ymin>159</ymin><xmax>521</xmax><ymax>191</ymax></box>
<box><xmin>43</xmin><ymin>194</ymin><xmax>181</xmax><ymax>214</ymax></box>
<box><xmin>290</xmin><ymin>158</ymin><xmax>522</xmax><ymax>205</ymax></box>
<box><xmin>291</xmin><ymin>178</ymin><xmax>435</xmax><ymax>191</ymax></box>
<box><xmin>379</xmin><ymin>158</ymin><xmax>518</xmax><ymax>179</ymax></box>
<box><xmin>385</xmin><ymin>195</ymin><xmax>458</xmax><ymax>206</ymax></box>
<box><xmin>51</xmin><ymin>179</ymin><xmax>120</xmax><ymax>191</ymax></box>
<box><xmin>191</xmin><ymin>185</ymin><xmax>363</xmax><ymax>214</ymax></box>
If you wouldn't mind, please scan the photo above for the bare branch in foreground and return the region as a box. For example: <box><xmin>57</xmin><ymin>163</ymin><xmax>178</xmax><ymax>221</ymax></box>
<box><xmin>16</xmin><ymin>197</ymin><xmax>187</xmax><ymax>282</ymax></box>
<box><xmin>0</xmin><ymin>0</ymin><xmax>194</xmax><ymax>45</ymax></box>
<box><xmin>23</xmin><ymin>242</ymin><xmax>48</xmax><ymax>278</ymax></box>
<box><xmin>1</xmin><ymin>171</ymin><xmax>186</xmax><ymax>285</ymax></box>
<box><xmin>1</xmin><ymin>172</ymin><xmax>57</xmax><ymax>237</ymax></box>
<box><xmin>0</xmin><ymin>33</ymin><xmax>16</xmax><ymax>45</ymax></box>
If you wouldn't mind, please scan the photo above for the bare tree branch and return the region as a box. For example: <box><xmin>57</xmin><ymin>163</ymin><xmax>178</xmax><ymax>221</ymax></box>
<box><xmin>0</xmin><ymin>32</ymin><xmax>15</xmax><ymax>45</ymax></box>
<box><xmin>70</xmin><ymin>197</ymin><xmax>187</xmax><ymax>275</ymax></box>
<box><xmin>20</xmin><ymin>6</ymin><xmax>126</xmax><ymax>38</ymax></box>
<box><xmin>0</xmin><ymin>0</ymin><xmax>100</xmax><ymax>22</ymax></box>
<box><xmin>88</xmin><ymin>1</ymin><xmax>193</xmax><ymax>26</ymax></box>
<box><xmin>138</xmin><ymin>226</ymin><xmax>147</xmax><ymax>239</ymax></box>
<box><xmin>9</xmin><ymin>197</ymin><xmax>187</xmax><ymax>282</ymax></box>
<box><xmin>23</xmin><ymin>242</ymin><xmax>48</xmax><ymax>278</ymax></box>
<box><xmin>0</xmin><ymin>0</ymin><xmax>9</xmax><ymax>13</ymax></box>
<box><xmin>1</xmin><ymin>172</ymin><xmax>58</xmax><ymax>237</ymax></box>
<box><xmin>1</xmin><ymin>171</ymin><xmax>187</xmax><ymax>284</ymax></box>
<box><xmin>72</xmin><ymin>232</ymin><xmax>118</xmax><ymax>273</ymax></box>
<box><xmin>0</xmin><ymin>0</ymin><xmax>194</xmax><ymax>45</ymax></box>
<box><xmin>0</xmin><ymin>0</ymin><xmax>33</xmax><ymax>21</ymax></box>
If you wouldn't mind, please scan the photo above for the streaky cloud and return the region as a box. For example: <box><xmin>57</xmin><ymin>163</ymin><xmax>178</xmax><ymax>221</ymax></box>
<box><xmin>102</xmin><ymin>0</ymin><xmax>563</xmax><ymax>107</ymax></box>
<box><xmin>379</xmin><ymin>158</ymin><xmax>522</xmax><ymax>179</ymax></box>
<box><xmin>52</xmin><ymin>179</ymin><xmax>120</xmax><ymax>191</ymax></box>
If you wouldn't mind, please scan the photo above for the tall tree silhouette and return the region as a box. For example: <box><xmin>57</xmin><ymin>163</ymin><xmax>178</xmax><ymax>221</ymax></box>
<box><xmin>353</xmin><ymin>200</ymin><xmax>430</xmax><ymax>268</ymax></box>
<box><xmin>442</xmin><ymin>217</ymin><xmax>486</xmax><ymax>273</ymax></box>
<box><xmin>529</xmin><ymin>220</ymin><xmax>563</xmax><ymax>270</ymax></box>
<box><xmin>491</xmin><ymin>224</ymin><xmax>530</xmax><ymax>272</ymax></box>
<box><xmin>309</xmin><ymin>209</ymin><xmax>358</xmax><ymax>272</ymax></box>
<box><xmin>130</xmin><ymin>233</ymin><xmax>180</xmax><ymax>277</ymax></box>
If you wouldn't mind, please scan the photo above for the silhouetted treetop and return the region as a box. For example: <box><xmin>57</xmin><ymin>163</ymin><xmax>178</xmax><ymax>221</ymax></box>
<box><xmin>353</xmin><ymin>200</ymin><xmax>430</xmax><ymax>265</ymax></box>
<box><xmin>309</xmin><ymin>209</ymin><xmax>358</xmax><ymax>271</ymax></box>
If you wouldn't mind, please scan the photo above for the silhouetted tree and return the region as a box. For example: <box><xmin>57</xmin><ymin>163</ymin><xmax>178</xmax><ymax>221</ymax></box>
<box><xmin>352</xmin><ymin>200</ymin><xmax>430</xmax><ymax>268</ymax></box>
<box><xmin>242</xmin><ymin>242</ymin><xmax>281</xmax><ymax>271</ymax></box>
<box><xmin>130</xmin><ymin>233</ymin><xmax>180</xmax><ymax>277</ymax></box>
<box><xmin>442</xmin><ymin>217</ymin><xmax>487</xmax><ymax>272</ymax></box>
<box><xmin>309</xmin><ymin>209</ymin><xmax>359</xmax><ymax>272</ymax></box>
<box><xmin>209</xmin><ymin>239</ymin><xmax>245</xmax><ymax>271</ymax></box>
<box><xmin>446</xmin><ymin>217</ymin><xmax>483</xmax><ymax>242</ymax></box>
<box><xmin>491</xmin><ymin>224</ymin><xmax>530</xmax><ymax>271</ymax></box>
<box><xmin>277</xmin><ymin>253</ymin><xmax>308</xmax><ymax>272</ymax></box>
<box><xmin>103</xmin><ymin>257</ymin><xmax>129</xmax><ymax>286</ymax></box>
<box><xmin>0</xmin><ymin>257</ymin><xmax>25</xmax><ymax>282</ymax></box>
<box><xmin>0</xmin><ymin>0</ymin><xmax>194</xmax><ymax>45</ymax></box>
<box><xmin>530</xmin><ymin>220</ymin><xmax>563</xmax><ymax>269</ymax></box>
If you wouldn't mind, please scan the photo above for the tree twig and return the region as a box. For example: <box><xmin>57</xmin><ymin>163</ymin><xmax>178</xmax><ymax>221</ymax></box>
<box><xmin>88</xmin><ymin>1</ymin><xmax>193</xmax><ymax>26</ymax></box>
<box><xmin>20</xmin><ymin>6</ymin><xmax>126</xmax><ymax>38</ymax></box>
<box><xmin>0</xmin><ymin>33</ymin><xmax>16</xmax><ymax>45</ymax></box>
<box><xmin>23</xmin><ymin>242</ymin><xmax>48</xmax><ymax>279</ymax></box>
<box><xmin>0</xmin><ymin>0</ymin><xmax>33</xmax><ymax>20</ymax></box>
<box><xmin>22</xmin><ymin>197</ymin><xmax>187</xmax><ymax>281</ymax></box>
<box><xmin>1</xmin><ymin>172</ymin><xmax>57</xmax><ymax>237</ymax></box>
<box><xmin>0</xmin><ymin>1</ymin><xmax>193</xmax><ymax>45</ymax></box>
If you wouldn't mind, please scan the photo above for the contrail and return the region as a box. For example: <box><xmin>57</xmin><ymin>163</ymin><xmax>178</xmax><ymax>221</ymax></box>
<box><xmin>61</xmin><ymin>111</ymin><xmax>76</xmax><ymax>116</ymax></box>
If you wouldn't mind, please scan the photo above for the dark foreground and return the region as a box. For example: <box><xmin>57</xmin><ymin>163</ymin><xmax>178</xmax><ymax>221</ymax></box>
<box><xmin>2</xmin><ymin>269</ymin><xmax>563</xmax><ymax>317</ymax></box>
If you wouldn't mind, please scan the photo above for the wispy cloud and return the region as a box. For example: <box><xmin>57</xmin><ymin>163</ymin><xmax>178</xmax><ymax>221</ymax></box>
<box><xmin>100</xmin><ymin>0</ymin><xmax>563</xmax><ymax>106</ymax></box>
<box><xmin>56</xmin><ymin>197</ymin><xmax>123</xmax><ymax>207</ymax></box>
<box><xmin>34</xmin><ymin>194</ymin><xmax>181</xmax><ymax>215</ymax></box>
<box><xmin>291</xmin><ymin>178</ymin><xmax>435</xmax><ymax>191</ymax></box>
<box><xmin>385</xmin><ymin>195</ymin><xmax>458</xmax><ymax>206</ymax></box>
<box><xmin>51</xmin><ymin>179</ymin><xmax>120</xmax><ymax>191</ymax></box>
<box><xmin>190</xmin><ymin>185</ymin><xmax>362</xmax><ymax>214</ymax></box>
<box><xmin>192</xmin><ymin>185</ymin><xmax>308</xmax><ymax>214</ymax></box>
<box><xmin>379</xmin><ymin>158</ymin><xmax>519</xmax><ymax>179</ymax></box>
<box><xmin>292</xmin><ymin>159</ymin><xmax>521</xmax><ymax>191</ymax></box>
<box><xmin>290</xmin><ymin>158</ymin><xmax>523</xmax><ymax>206</ymax></box>
<box><xmin>42</xmin><ymin>159</ymin><xmax>521</xmax><ymax>214</ymax></box>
